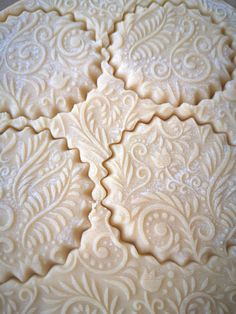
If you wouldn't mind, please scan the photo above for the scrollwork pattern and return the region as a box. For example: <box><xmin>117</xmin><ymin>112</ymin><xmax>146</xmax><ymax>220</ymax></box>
<box><xmin>109</xmin><ymin>2</ymin><xmax>234</xmax><ymax>105</ymax></box>
<box><xmin>103</xmin><ymin>116</ymin><xmax>236</xmax><ymax>264</ymax></box>
<box><xmin>0</xmin><ymin>1</ymin><xmax>235</xmax><ymax>313</ymax></box>
<box><xmin>43</xmin><ymin>68</ymin><xmax>157</xmax><ymax>200</ymax></box>
<box><xmin>0</xmin><ymin>127</ymin><xmax>93</xmax><ymax>282</ymax></box>
<box><xmin>0</xmin><ymin>10</ymin><xmax>102</xmax><ymax>119</ymax></box>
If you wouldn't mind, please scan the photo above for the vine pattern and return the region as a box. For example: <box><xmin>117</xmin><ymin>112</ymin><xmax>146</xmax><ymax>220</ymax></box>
<box><xmin>0</xmin><ymin>128</ymin><xmax>93</xmax><ymax>282</ymax></box>
<box><xmin>0</xmin><ymin>229</ymin><xmax>235</xmax><ymax>313</ymax></box>
<box><xmin>0</xmin><ymin>10</ymin><xmax>102</xmax><ymax>119</ymax></box>
<box><xmin>110</xmin><ymin>2</ymin><xmax>234</xmax><ymax>105</ymax></box>
<box><xmin>0</xmin><ymin>0</ymin><xmax>235</xmax><ymax>313</ymax></box>
<box><xmin>43</xmin><ymin>68</ymin><xmax>157</xmax><ymax>200</ymax></box>
<box><xmin>103</xmin><ymin>116</ymin><xmax>236</xmax><ymax>264</ymax></box>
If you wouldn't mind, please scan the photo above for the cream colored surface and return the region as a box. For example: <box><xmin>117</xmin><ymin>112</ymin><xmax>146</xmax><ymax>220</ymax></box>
<box><xmin>0</xmin><ymin>128</ymin><xmax>93</xmax><ymax>282</ymax></box>
<box><xmin>103</xmin><ymin>116</ymin><xmax>236</xmax><ymax>264</ymax></box>
<box><xmin>0</xmin><ymin>10</ymin><xmax>102</xmax><ymax>119</ymax></box>
<box><xmin>0</xmin><ymin>0</ymin><xmax>146</xmax><ymax>45</ymax></box>
<box><xmin>0</xmin><ymin>204</ymin><xmax>236</xmax><ymax>313</ymax></box>
<box><xmin>27</xmin><ymin>62</ymin><xmax>161</xmax><ymax>200</ymax></box>
<box><xmin>109</xmin><ymin>2</ymin><xmax>234</xmax><ymax>105</ymax></box>
<box><xmin>0</xmin><ymin>0</ymin><xmax>236</xmax><ymax>313</ymax></box>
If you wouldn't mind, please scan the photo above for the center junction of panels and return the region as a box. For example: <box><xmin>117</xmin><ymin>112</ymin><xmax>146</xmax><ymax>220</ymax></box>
<box><xmin>0</xmin><ymin>0</ymin><xmax>236</xmax><ymax>313</ymax></box>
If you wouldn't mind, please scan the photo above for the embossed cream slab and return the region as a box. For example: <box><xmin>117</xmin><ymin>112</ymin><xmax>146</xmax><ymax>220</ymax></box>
<box><xmin>27</xmin><ymin>62</ymin><xmax>163</xmax><ymax>200</ymax></box>
<box><xmin>0</xmin><ymin>10</ymin><xmax>102</xmax><ymax>119</ymax></box>
<box><xmin>0</xmin><ymin>0</ymin><xmax>149</xmax><ymax>45</ymax></box>
<box><xmin>103</xmin><ymin>116</ymin><xmax>236</xmax><ymax>265</ymax></box>
<box><xmin>0</xmin><ymin>0</ymin><xmax>236</xmax><ymax>312</ymax></box>
<box><xmin>1</xmin><ymin>60</ymin><xmax>236</xmax><ymax>146</ymax></box>
<box><xmin>157</xmin><ymin>0</ymin><xmax>236</xmax><ymax>47</ymax></box>
<box><xmin>176</xmin><ymin>68</ymin><xmax>236</xmax><ymax>145</ymax></box>
<box><xmin>0</xmin><ymin>204</ymin><xmax>236</xmax><ymax>313</ymax></box>
<box><xmin>0</xmin><ymin>127</ymin><xmax>93</xmax><ymax>282</ymax></box>
<box><xmin>109</xmin><ymin>2</ymin><xmax>234</xmax><ymax>105</ymax></box>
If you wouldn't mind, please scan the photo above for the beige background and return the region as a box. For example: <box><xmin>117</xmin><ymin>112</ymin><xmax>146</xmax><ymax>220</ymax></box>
<box><xmin>0</xmin><ymin>0</ymin><xmax>236</xmax><ymax>11</ymax></box>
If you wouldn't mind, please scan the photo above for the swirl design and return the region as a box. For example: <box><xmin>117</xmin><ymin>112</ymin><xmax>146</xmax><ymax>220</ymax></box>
<box><xmin>61</xmin><ymin>296</ymin><xmax>105</xmax><ymax>314</ymax></box>
<box><xmin>179</xmin><ymin>292</ymin><xmax>217</xmax><ymax>313</ymax></box>
<box><xmin>6</xmin><ymin>41</ymin><xmax>46</xmax><ymax>75</ymax></box>
<box><xmin>110</xmin><ymin>2</ymin><xmax>233</xmax><ymax>105</ymax></box>
<box><xmin>0</xmin><ymin>204</ymin><xmax>14</xmax><ymax>232</ymax></box>
<box><xmin>58</xmin><ymin>25</ymin><xmax>88</xmax><ymax>60</ymax></box>
<box><xmin>79</xmin><ymin>233</ymin><xmax>128</xmax><ymax>274</ymax></box>
<box><xmin>103</xmin><ymin>116</ymin><xmax>236</xmax><ymax>264</ymax></box>
<box><xmin>190</xmin><ymin>216</ymin><xmax>215</xmax><ymax>241</ymax></box>
<box><xmin>0</xmin><ymin>10</ymin><xmax>102</xmax><ymax>119</ymax></box>
<box><xmin>0</xmin><ymin>128</ymin><xmax>93</xmax><ymax>282</ymax></box>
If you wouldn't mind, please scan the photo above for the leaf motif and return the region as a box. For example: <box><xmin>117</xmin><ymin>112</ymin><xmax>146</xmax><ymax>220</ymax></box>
<box><xmin>200</xmin><ymin>277</ymin><xmax>209</xmax><ymax>290</ymax></box>
<box><xmin>21</xmin><ymin>159</ymin><xmax>82</xmax><ymax>249</ymax></box>
<box><xmin>110</xmin><ymin>296</ymin><xmax>119</xmax><ymax>314</ymax></box>
<box><xmin>128</xmin><ymin>6</ymin><xmax>172</xmax><ymax>60</ymax></box>
<box><xmin>191</xmin><ymin>277</ymin><xmax>196</xmax><ymax>291</ymax></box>
<box><xmin>182</xmin><ymin>279</ymin><xmax>188</xmax><ymax>296</ymax></box>
<box><xmin>187</xmin><ymin>143</ymin><xmax>199</xmax><ymax>169</ymax></box>
<box><xmin>105</xmin><ymin>278</ymin><xmax>131</xmax><ymax>299</ymax></box>
<box><xmin>104</xmin><ymin>288</ymin><xmax>109</xmax><ymax>309</ymax></box>
<box><xmin>166</xmin><ymin>298</ymin><xmax>179</xmax><ymax>312</ymax></box>
<box><xmin>174</xmin><ymin>287</ymin><xmax>182</xmax><ymax>305</ymax></box>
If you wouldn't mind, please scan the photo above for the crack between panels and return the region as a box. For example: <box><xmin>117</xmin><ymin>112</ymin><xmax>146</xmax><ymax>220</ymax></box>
<box><xmin>99</xmin><ymin>112</ymin><xmax>236</xmax><ymax>267</ymax></box>
<box><xmin>0</xmin><ymin>110</ymin><xmax>235</xmax><ymax>286</ymax></box>
<box><xmin>0</xmin><ymin>0</ymin><xmax>236</xmax><ymax>286</ymax></box>
<box><xmin>0</xmin><ymin>5</ymin><xmax>75</xmax><ymax>23</ymax></box>
<box><xmin>0</xmin><ymin>6</ymin><xmax>106</xmax><ymax>122</ymax></box>
<box><xmin>0</xmin><ymin>243</ymin><xmax>84</xmax><ymax>286</ymax></box>
<box><xmin>109</xmin><ymin>0</ymin><xmax>236</xmax><ymax>41</ymax></box>
<box><xmin>0</xmin><ymin>125</ymin><xmax>95</xmax><ymax>286</ymax></box>
<box><xmin>101</xmin><ymin>202</ymin><xmax>231</xmax><ymax>267</ymax></box>
<box><xmin>106</xmin><ymin>0</ymin><xmax>236</xmax><ymax>108</ymax></box>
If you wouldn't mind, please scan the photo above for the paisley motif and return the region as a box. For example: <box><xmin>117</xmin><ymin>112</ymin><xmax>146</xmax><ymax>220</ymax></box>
<box><xmin>103</xmin><ymin>116</ymin><xmax>236</xmax><ymax>264</ymax></box>
<box><xmin>0</xmin><ymin>127</ymin><xmax>93</xmax><ymax>282</ymax></box>
<box><xmin>0</xmin><ymin>10</ymin><xmax>102</xmax><ymax>119</ymax></box>
<box><xmin>79</xmin><ymin>204</ymin><xmax>128</xmax><ymax>275</ymax></box>
<box><xmin>37</xmin><ymin>67</ymin><xmax>157</xmax><ymax>200</ymax></box>
<box><xmin>179</xmin><ymin>292</ymin><xmax>217</xmax><ymax>313</ymax></box>
<box><xmin>0</xmin><ymin>0</ymin><xmax>235</xmax><ymax>313</ymax></box>
<box><xmin>109</xmin><ymin>2</ymin><xmax>234</xmax><ymax>105</ymax></box>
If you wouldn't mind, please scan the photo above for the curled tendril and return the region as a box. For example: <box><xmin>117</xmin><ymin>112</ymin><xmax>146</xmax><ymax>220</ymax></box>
<box><xmin>194</xmin><ymin>36</ymin><xmax>212</xmax><ymax>53</ymax></box>
<box><xmin>0</xmin><ymin>237</ymin><xmax>14</xmax><ymax>253</ymax></box>
<box><xmin>94</xmin><ymin>238</ymin><xmax>110</xmax><ymax>259</ymax></box>
<box><xmin>34</xmin><ymin>26</ymin><xmax>53</xmax><ymax>43</ymax></box>
<box><xmin>229</xmin><ymin>290</ymin><xmax>236</xmax><ymax>303</ymax></box>
<box><xmin>179</xmin><ymin>292</ymin><xmax>216</xmax><ymax>314</ymax></box>
<box><xmin>0</xmin><ymin>204</ymin><xmax>14</xmax><ymax>231</ymax></box>
<box><xmin>6</xmin><ymin>41</ymin><xmax>46</xmax><ymax>74</ymax></box>
<box><xmin>152</xmin><ymin>60</ymin><xmax>170</xmax><ymax>80</ymax></box>
<box><xmin>190</xmin><ymin>215</ymin><xmax>215</xmax><ymax>241</ymax></box>
<box><xmin>190</xmin><ymin>176</ymin><xmax>202</xmax><ymax>188</ymax></box>
<box><xmin>131</xmin><ymin>143</ymin><xmax>148</xmax><ymax>164</ymax></box>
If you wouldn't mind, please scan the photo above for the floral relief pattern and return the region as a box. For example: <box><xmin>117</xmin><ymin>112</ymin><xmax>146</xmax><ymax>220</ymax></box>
<box><xmin>109</xmin><ymin>2</ymin><xmax>234</xmax><ymax>105</ymax></box>
<box><xmin>0</xmin><ymin>0</ymin><xmax>236</xmax><ymax>313</ymax></box>
<box><xmin>103</xmin><ymin>116</ymin><xmax>236</xmax><ymax>265</ymax></box>
<box><xmin>188</xmin><ymin>0</ymin><xmax>236</xmax><ymax>48</ymax></box>
<box><xmin>0</xmin><ymin>127</ymin><xmax>93</xmax><ymax>282</ymax></box>
<box><xmin>0</xmin><ymin>10</ymin><xmax>102</xmax><ymax>119</ymax></box>
<box><xmin>29</xmin><ymin>62</ymin><xmax>158</xmax><ymax>200</ymax></box>
<box><xmin>0</xmin><ymin>0</ymin><xmax>146</xmax><ymax>45</ymax></box>
<box><xmin>0</xmin><ymin>204</ymin><xmax>235</xmax><ymax>313</ymax></box>
<box><xmin>178</xmin><ymin>68</ymin><xmax>236</xmax><ymax>145</ymax></box>
<box><xmin>150</xmin><ymin>0</ymin><xmax>236</xmax><ymax>49</ymax></box>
